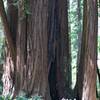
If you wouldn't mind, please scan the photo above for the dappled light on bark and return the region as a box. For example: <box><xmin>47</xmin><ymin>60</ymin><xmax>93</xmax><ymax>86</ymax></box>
<box><xmin>2</xmin><ymin>47</ymin><xmax>14</xmax><ymax>97</ymax></box>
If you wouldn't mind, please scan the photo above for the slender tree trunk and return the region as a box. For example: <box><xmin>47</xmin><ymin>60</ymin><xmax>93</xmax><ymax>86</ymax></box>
<box><xmin>0</xmin><ymin>0</ymin><xmax>16</xmax><ymax>61</ymax></box>
<box><xmin>7</xmin><ymin>0</ymin><xmax>18</xmax><ymax>89</ymax></box>
<box><xmin>77</xmin><ymin>0</ymin><xmax>98</xmax><ymax>99</ymax></box>
<box><xmin>0</xmin><ymin>0</ymin><xmax>17</xmax><ymax>96</ymax></box>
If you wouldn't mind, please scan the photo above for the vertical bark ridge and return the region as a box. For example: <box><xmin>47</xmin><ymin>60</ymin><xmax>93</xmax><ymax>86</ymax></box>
<box><xmin>77</xmin><ymin>0</ymin><xmax>98</xmax><ymax>99</ymax></box>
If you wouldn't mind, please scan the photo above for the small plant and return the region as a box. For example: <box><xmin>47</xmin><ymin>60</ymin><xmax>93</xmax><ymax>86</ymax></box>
<box><xmin>0</xmin><ymin>96</ymin><xmax>4</xmax><ymax>100</ymax></box>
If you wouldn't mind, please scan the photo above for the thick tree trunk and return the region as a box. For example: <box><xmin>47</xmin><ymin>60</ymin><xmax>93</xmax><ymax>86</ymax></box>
<box><xmin>1</xmin><ymin>0</ymin><xmax>70</xmax><ymax>99</ymax></box>
<box><xmin>48</xmin><ymin>0</ymin><xmax>60</xmax><ymax>99</ymax></box>
<box><xmin>15</xmin><ymin>0</ymin><xmax>51</xmax><ymax>99</ymax></box>
<box><xmin>58</xmin><ymin>0</ymin><xmax>72</xmax><ymax>98</ymax></box>
<box><xmin>77</xmin><ymin>0</ymin><xmax>98</xmax><ymax>99</ymax></box>
<box><xmin>27</xmin><ymin>0</ymin><xmax>50</xmax><ymax>99</ymax></box>
<box><xmin>48</xmin><ymin>0</ymin><xmax>71</xmax><ymax>99</ymax></box>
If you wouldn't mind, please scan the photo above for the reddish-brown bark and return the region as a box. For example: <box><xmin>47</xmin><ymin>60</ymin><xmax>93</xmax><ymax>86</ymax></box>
<box><xmin>77</xmin><ymin>0</ymin><xmax>98</xmax><ymax>99</ymax></box>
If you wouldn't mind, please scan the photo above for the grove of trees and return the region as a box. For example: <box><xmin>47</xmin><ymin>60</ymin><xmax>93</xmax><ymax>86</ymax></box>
<box><xmin>0</xmin><ymin>0</ymin><xmax>99</xmax><ymax>100</ymax></box>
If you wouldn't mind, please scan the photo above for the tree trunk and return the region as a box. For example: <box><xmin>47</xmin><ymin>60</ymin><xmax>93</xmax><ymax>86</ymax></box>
<box><xmin>0</xmin><ymin>0</ymin><xmax>17</xmax><ymax>96</ymax></box>
<box><xmin>58</xmin><ymin>0</ymin><xmax>72</xmax><ymax>98</ymax></box>
<box><xmin>15</xmin><ymin>0</ymin><xmax>51</xmax><ymax>99</ymax></box>
<box><xmin>1</xmin><ymin>0</ymin><xmax>71</xmax><ymax>99</ymax></box>
<box><xmin>77</xmin><ymin>0</ymin><xmax>98</xmax><ymax>99</ymax></box>
<box><xmin>48</xmin><ymin>0</ymin><xmax>60</xmax><ymax>99</ymax></box>
<box><xmin>1</xmin><ymin>0</ymin><xmax>51</xmax><ymax>99</ymax></box>
<box><xmin>48</xmin><ymin>0</ymin><xmax>71</xmax><ymax>99</ymax></box>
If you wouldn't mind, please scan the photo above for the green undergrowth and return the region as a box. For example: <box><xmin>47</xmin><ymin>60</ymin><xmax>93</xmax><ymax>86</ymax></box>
<box><xmin>0</xmin><ymin>95</ymin><xmax>42</xmax><ymax>100</ymax></box>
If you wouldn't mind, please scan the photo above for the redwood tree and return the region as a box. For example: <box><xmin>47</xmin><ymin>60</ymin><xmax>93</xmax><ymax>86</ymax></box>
<box><xmin>77</xmin><ymin>0</ymin><xmax>98</xmax><ymax>99</ymax></box>
<box><xmin>0</xmin><ymin>0</ymin><xmax>51</xmax><ymax>99</ymax></box>
<box><xmin>0</xmin><ymin>0</ymin><xmax>17</xmax><ymax>96</ymax></box>
<box><xmin>16</xmin><ymin>0</ymin><xmax>51</xmax><ymax>99</ymax></box>
<box><xmin>48</xmin><ymin>0</ymin><xmax>71</xmax><ymax>99</ymax></box>
<box><xmin>0</xmin><ymin>0</ymin><xmax>70</xmax><ymax>99</ymax></box>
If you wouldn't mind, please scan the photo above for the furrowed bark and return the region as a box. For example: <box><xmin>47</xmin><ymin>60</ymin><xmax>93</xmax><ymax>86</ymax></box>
<box><xmin>77</xmin><ymin>0</ymin><xmax>98</xmax><ymax>99</ymax></box>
